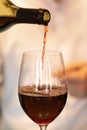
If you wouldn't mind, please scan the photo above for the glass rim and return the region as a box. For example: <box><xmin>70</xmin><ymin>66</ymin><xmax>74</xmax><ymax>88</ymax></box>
<box><xmin>23</xmin><ymin>50</ymin><xmax>62</xmax><ymax>56</ymax></box>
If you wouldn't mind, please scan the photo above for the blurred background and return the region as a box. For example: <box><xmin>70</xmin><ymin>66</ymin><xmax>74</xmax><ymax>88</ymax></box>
<box><xmin>0</xmin><ymin>0</ymin><xmax>87</xmax><ymax>130</ymax></box>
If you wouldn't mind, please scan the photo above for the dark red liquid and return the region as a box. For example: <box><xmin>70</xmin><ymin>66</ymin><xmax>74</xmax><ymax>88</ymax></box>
<box><xmin>18</xmin><ymin>85</ymin><xmax>67</xmax><ymax>125</ymax></box>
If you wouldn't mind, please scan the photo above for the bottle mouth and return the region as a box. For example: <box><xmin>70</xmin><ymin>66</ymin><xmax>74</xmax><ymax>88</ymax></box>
<box><xmin>43</xmin><ymin>9</ymin><xmax>51</xmax><ymax>25</ymax></box>
<box><xmin>38</xmin><ymin>9</ymin><xmax>51</xmax><ymax>25</ymax></box>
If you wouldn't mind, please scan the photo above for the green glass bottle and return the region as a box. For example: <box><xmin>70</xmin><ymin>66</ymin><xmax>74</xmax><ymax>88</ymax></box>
<box><xmin>0</xmin><ymin>0</ymin><xmax>51</xmax><ymax>31</ymax></box>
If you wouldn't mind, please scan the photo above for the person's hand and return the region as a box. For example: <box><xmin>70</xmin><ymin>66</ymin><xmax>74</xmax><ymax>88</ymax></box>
<box><xmin>66</xmin><ymin>61</ymin><xmax>87</xmax><ymax>98</ymax></box>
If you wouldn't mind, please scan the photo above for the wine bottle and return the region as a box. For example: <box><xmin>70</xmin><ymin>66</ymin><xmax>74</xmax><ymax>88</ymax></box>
<box><xmin>0</xmin><ymin>0</ymin><xmax>51</xmax><ymax>31</ymax></box>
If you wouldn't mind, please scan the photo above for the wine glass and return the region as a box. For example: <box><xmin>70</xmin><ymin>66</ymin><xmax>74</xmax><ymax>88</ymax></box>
<box><xmin>18</xmin><ymin>51</ymin><xmax>68</xmax><ymax>130</ymax></box>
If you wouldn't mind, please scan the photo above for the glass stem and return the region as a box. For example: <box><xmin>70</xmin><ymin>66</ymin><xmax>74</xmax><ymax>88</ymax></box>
<box><xmin>39</xmin><ymin>125</ymin><xmax>48</xmax><ymax>130</ymax></box>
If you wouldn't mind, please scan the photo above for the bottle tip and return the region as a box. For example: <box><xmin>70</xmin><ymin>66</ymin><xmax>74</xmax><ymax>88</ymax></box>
<box><xmin>38</xmin><ymin>8</ymin><xmax>51</xmax><ymax>25</ymax></box>
<box><xmin>43</xmin><ymin>9</ymin><xmax>51</xmax><ymax>25</ymax></box>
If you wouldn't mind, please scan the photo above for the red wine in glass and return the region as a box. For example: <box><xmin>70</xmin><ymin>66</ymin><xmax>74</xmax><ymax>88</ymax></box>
<box><xmin>18</xmin><ymin>84</ymin><xmax>67</xmax><ymax>125</ymax></box>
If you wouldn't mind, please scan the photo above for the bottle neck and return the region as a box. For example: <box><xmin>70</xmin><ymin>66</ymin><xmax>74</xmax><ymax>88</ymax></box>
<box><xmin>16</xmin><ymin>8</ymin><xmax>51</xmax><ymax>25</ymax></box>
